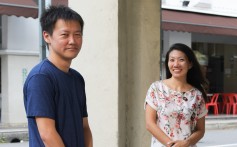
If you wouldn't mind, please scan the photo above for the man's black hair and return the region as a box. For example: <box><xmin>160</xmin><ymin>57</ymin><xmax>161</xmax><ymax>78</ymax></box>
<box><xmin>40</xmin><ymin>5</ymin><xmax>84</xmax><ymax>35</ymax></box>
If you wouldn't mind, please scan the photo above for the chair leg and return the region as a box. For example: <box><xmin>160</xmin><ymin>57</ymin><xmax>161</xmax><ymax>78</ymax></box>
<box><xmin>214</xmin><ymin>105</ymin><xmax>219</xmax><ymax>115</ymax></box>
<box><xmin>222</xmin><ymin>105</ymin><xmax>225</xmax><ymax>113</ymax></box>
<box><xmin>222</xmin><ymin>104</ymin><xmax>227</xmax><ymax>114</ymax></box>
<box><xmin>226</xmin><ymin>104</ymin><xmax>230</xmax><ymax>114</ymax></box>
<box><xmin>206</xmin><ymin>105</ymin><xmax>219</xmax><ymax>115</ymax></box>
<box><xmin>233</xmin><ymin>105</ymin><xmax>237</xmax><ymax>115</ymax></box>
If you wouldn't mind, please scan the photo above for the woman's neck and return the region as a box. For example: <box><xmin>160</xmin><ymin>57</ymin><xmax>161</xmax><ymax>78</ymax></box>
<box><xmin>164</xmin><ymin>77</ymin><xmax>191</xmax><ymax>92</ymax></box>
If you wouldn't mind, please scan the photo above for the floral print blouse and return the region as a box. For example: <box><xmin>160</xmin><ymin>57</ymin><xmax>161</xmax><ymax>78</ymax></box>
<box><xmin>145</xmin><ymin>81</ymin><xmax>208</xmax><ymax>147</ymax></box>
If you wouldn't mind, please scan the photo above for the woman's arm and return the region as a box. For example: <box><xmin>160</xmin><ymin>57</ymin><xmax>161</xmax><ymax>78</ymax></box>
<box><xmin>145</xmin><ymin>104</ymin><xmax>173</xmax><ymax>147</ymax></box>
<box><xmin>186</xmin><ymin>116</ymin><xmax>205</xmax><ymax>145</ymax></box>
<box><xmin>168</xmin><ymin>116</ymin><xmax>205</xmax><ymax>147</ymax></box>
<box><xmin>83</xmin><ymin>117</ymin><xmax>93</xmax><ymax>147</ymax></box>
<box><xmin>36</xmin><ymin>117</ymin><xmax>65</xmax><ymax>147</ymax></box>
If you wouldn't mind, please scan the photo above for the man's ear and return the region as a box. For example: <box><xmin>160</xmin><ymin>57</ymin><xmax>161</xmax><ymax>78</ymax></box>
<box><xmin>43</xmin><ymin>31</ymin><xmax>50</xmax><ymax>44</ymax></box>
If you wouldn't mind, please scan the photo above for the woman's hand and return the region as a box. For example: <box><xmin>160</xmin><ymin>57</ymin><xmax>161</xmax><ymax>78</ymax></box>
<box><xmin>167</xmin><ymin>140</ymin><xmax>190</xmax><ymax>147</ymax></box>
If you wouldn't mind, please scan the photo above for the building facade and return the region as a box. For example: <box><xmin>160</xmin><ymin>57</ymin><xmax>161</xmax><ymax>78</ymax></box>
<box><xmin>161</xmin><ymin>0</ymin><xmax>237</xmax><ymax>94</ymax></box>
<box><xmin>2</xmin><ymin>0</ymin><xmax>237</xmax><ymax>146</ymax></box>
<box><xmin>0</xmin><ymin>0</ymin><xmax>161</xmax><ymax>146</ymax></box>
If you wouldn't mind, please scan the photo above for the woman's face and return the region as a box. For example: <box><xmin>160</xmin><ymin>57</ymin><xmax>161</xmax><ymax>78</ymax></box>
<box><xmin>168</xmin><ymin>50</ymin><xmax>192</xmax><ymax>79</ymax></box>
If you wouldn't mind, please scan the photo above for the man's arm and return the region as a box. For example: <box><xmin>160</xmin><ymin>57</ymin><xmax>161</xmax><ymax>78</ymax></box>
<box><xmin>83</xmin><ymin>117</ymin><xmax>93</xmax><ymax>147</ymax></box>
<box><xmin>36</xmin><ymin>117</ymin><xmax>65</xmax><ymax>147</ymax></box>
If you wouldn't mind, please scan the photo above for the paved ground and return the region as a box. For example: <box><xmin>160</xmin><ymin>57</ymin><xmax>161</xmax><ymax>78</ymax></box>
<box><xmin>205</xmin><ymin>114</ymin><xmax>237</xmax><ymax>130</ymax></box>
<box><xmin>1</xmin><ymin>128</ymin><xmax>237</xmax><ymax>147</ymax></box>
<box><xmin>197</xmin><ymin>128</ymin><xmax>237</xmax><ymax>146</ymax></box>
<box><xmin>0</xmin><ymin>115</ymin><xmax>236</xmax><ymax>146</ymax></box>
<box><xmin>0</xmin><ymin>142</ymin><xmax>28</xmax><ymax>147</ymax></box>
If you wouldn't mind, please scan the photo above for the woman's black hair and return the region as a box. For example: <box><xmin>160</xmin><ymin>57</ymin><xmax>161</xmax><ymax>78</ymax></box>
<box><xmin>165</xmin><ymin>43</ymin><xmax>208</xmax><ymax>101</ymax></box>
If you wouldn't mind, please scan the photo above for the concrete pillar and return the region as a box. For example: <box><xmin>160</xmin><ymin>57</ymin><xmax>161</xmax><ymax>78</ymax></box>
<box><xmin>119</xmin><ymin>0</ymin><xmax>161</xmax><ymax>146</ymax></box>
<box><xmin>69</xmin><ymin>0</ymin><xmax>160</xmax><ymax>146</ymax></box>
<box><xmin>69</xmin><ymin>0</ymin><xmax>119</xmax><ymax>146</ymax></box>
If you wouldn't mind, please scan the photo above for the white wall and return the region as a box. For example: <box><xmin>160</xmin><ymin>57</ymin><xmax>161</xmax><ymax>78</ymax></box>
<box><xmin>6</xmin><ymin>16</ymin><xmax>39</xmax><ymax>51</ymax></box>
<box><xmin>1</xmin><ymin>52</ymin><xmax>39</xmax><ymax>123</ymax></box>
<box><xmin>0</xmin><ymin>15</ymin><xmax>40</xmax><ymax>123</ymax></box>
<box><xmin>163</xmin><ymin>31</ymin><xmax>191</xmax><ymax>56</ymax></box>
<box><xmin>69</xmin><ymin>0</ymin><xmax>119</xmax><ymax>146</ymax></box>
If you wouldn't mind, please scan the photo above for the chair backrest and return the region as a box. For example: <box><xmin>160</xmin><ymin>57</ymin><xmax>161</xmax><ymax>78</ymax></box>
<box><xmin>210</xmin><ymin>93</ymin><xmax>219</xmax><ymax>103</ymax></box>
<box><xmin>222</xmin><ymin>93</ymin><xmax>235</xmax><ymax>103</ymax></box>
<box><xmin>232</xmin><ymin>94</ymin><xmax>237</xmax><ymax>103</ymax></box>
<box><xmin>229</xmin><ymin>95</ymin><xmax>235</xmax><ymax>103</ymax></box>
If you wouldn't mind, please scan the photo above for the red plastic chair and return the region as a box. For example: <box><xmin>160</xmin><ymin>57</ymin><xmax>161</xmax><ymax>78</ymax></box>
<box><xmin>221</xmin><ymin>93</ymin><xmax>235</xmax><ymax>114</ymax></box>
<box><xmin>232</xmin><ymin>94</ymin><xmax>237</xmax><ymax>115</ymax></box>
<box><xmin>206</xmin><ymin>93</ymin><xmax>219</xmax><ymax>115</ymax></box>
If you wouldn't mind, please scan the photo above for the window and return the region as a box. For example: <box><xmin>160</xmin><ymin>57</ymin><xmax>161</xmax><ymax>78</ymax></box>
<box><xmin>192</xmin><ymin>42</ymin><xmax>237</xmax><ymax>93</ymax></box>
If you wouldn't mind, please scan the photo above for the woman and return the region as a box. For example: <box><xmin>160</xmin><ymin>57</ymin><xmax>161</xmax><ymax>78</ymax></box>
<box><xmin>145</xmin><ymin>43</ymin><xmax>208</xmax><ymax>147</ymax></box>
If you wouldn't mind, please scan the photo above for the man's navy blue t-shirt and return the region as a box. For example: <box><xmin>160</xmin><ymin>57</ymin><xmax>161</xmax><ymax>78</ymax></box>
<box><xmin>23</xmin><ymin>59</ymin><xmax>88</xmax><ymax>147</ymax></box>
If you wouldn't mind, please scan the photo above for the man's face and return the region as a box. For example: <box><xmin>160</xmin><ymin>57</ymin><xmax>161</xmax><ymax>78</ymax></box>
<box><xmin>43</xmin><ymin>19</ymin><xmax>83</xmax><ymax>61</ymax></box>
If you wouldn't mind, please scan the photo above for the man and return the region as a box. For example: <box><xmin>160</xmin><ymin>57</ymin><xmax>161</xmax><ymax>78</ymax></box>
<box><xmin>24</xmin><ymin>5</ymin><xmax>93</xmax><ymax>147</ymax></box>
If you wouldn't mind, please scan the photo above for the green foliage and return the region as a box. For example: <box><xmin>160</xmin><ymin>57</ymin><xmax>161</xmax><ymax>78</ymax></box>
<box><xmin>0</xmin><ymin>136</ymin><xmax>6</xmax><ymax>143</ymax></box>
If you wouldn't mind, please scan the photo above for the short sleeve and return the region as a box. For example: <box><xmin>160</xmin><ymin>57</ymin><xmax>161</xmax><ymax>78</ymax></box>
<box><xmin>144</xmin><ymin>83</ymin><xmax>159</xmax><ymax>111</ymax></box>
<box><xmin>25</xmin><ymin>74</ymin><xmax>55</xmax><ymax>119</ymax></box>
<box><xmin>82</xmin><ymin>81</ymin><xmax>88</xmax><ymax>118</ymax></box>
<box><xmin>74</xmin><ymin>72</ymin><xmax>88</xmax><ymax>118</ymax></box>
<box><xmin>197</xmin><ymin>96</ymin><xmax>208</xmax><ymax>119</ymax></box>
